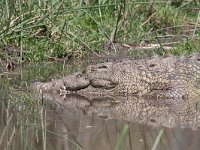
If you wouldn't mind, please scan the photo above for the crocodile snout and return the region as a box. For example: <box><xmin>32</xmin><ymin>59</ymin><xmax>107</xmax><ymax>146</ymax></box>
<box><xmin>63</xmin><ymin>72</ymin><xmax>90</xmax><ymax>91</ymax></box>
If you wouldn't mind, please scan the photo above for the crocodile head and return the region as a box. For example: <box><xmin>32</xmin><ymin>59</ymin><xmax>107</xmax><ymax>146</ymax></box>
<box><xmin>31</xmin><ymin>61</ymin><xmax>125</xmax><ymax>95</ymax></box>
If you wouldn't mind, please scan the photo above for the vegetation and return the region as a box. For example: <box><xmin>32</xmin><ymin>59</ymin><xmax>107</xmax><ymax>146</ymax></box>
<box><xmin>0</xmin><ymin>0</ymin><xmax>199</xmax><ymax>149</ymax></box>
<box><xmin>0</xmin><ymin>0</ymin><xmax>199</xmax><ymax>62</ymax></box>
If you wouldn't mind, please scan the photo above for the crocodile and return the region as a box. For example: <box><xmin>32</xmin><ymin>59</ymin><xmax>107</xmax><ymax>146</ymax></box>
<box><xmin>37</xmin><ymin>92</ymin><xmax>200</xmax><ymax>129</ymax></box>
<box><xmin>30</xmin><ymin>53</ymin><xmax>200</xmax><ymax>100</ymax></box>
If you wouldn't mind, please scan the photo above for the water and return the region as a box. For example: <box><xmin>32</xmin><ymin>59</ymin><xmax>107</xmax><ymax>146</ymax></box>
<box><xmin>1</xmin><ymin>62</ymin><xmax>200</xmax><ymax>150</ymax></box>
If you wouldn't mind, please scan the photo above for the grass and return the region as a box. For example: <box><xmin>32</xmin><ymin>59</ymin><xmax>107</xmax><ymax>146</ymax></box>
<box><xmin>0</xmin><ymin>0</ymin><xmax>199</xmax><ymax>149</ymax></box>
<box><xmin>115</xmin><ymin>124</ymin><xmax>129</xmax><ymax>150</ymax></box>
<box><xmin>0</xmin><ymin>61</ymin><xmax>86</xmax><ymax>149</ymax></box>
<box><xmin>0</xmin><ymin>0</ymin><xmax>199</xmax><ymax>62</ymax></box>
<box><xmin>0</xmin><ymin>92</ymin><xmax>42</xmax><ymax>150</ymax></box>
<box><xmin>0</xmin><ymin>79</ymin><xmax>83</xmax><ymax>150</ymax></box>
<box><xmin>151</xmin><ymin>129</ymin><xmax>165</xmax><ymax>150</ymax></box>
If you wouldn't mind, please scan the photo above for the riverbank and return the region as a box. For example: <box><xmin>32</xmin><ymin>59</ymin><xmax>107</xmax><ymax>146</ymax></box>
<box><xmin>0</xmin><ymin>0</ymin><xmax>199</xmax><ymax>64</ymax></box>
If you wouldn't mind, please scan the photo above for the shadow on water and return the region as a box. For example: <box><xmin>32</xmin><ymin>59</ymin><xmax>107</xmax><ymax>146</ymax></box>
<box><xmin>1</xmin><ymin>62</ymin><xmax>200</xmax><ymax>150</ymax></box>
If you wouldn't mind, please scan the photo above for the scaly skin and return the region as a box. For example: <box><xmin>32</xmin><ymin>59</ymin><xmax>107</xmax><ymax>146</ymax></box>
<box><xmin>31</xmin><ymin>53</ymin><xmax>200</xmax><ymax>99</ymax></box>
<box><xmin>38</xmin><ymin>92</ymin><xmax>200</xmax><ymax>129</ymax></box>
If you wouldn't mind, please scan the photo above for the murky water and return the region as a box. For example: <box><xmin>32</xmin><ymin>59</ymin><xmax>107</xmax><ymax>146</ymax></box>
<box><xmin>1</xmin><ymin>62</ymin><xmax>200</xmax><ymax>150</ymax></box>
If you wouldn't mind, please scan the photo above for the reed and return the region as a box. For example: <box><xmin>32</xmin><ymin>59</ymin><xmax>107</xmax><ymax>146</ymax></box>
<box><xmin>0</xmin><ymin>0</ymin><xmax>199</xmax><ymax>61</ymax></box>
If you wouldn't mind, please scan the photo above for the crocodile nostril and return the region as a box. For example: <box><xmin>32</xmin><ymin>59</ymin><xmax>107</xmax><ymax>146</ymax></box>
<box><xmin>76</xmin><ymin>74</ymin><xmax>82</xmax><ymax>78</ymax></box>
<box><xmin>138</xmin><ymin>65</ymin><xmax>143</xmax><ymax>68</ymax></box>
<box><xmin>149</xmin><ymin>64</ymin><xmax>156</xmax><ymax>67</ymax></box>
<box><xmin>150</xmin><ymin>119</ymin><xmax>156</xmax><ymax>123</ymax></box>
<box><xmin>196</xmin><ymin>58</ymin><xmax>200</xmax><ymax>61</ymax></box>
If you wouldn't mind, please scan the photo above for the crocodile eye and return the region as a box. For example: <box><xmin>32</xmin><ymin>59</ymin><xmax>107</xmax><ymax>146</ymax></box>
<box><xmin>98</xmin><ymin>65</ymin><xmax>108</xmax><ymax>69</ymax></box>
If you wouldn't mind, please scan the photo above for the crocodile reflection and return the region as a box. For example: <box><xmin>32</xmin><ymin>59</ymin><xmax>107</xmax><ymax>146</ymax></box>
<box><xmin>39</xmin><ymin>93</ymin><xmax>200</xmax><ymax>130</ymax></box>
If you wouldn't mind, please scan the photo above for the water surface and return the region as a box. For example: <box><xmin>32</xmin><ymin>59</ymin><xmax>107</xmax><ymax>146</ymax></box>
<box><xmin>1</xmin><ymin>62</ymin><xmax>200</xmax><ymax>150</ymax></box>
